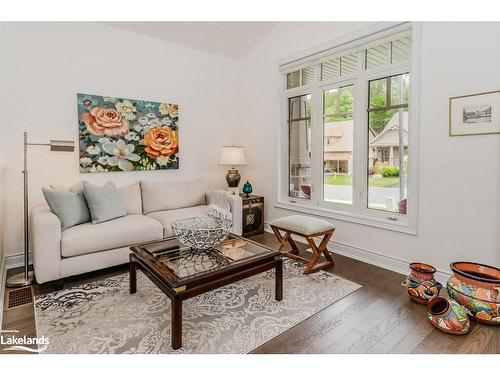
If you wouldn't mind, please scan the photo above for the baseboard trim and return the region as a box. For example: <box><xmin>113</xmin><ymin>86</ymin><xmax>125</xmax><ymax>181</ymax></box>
<box><xmin>263</xmin><ymin>224</ymin><xmax>451</xmax><ymax>285</ymax></box>
<box><xmin>5</xmin><ymin>252</ymin><xmax>32</xmax><ymax>270</ymax></box>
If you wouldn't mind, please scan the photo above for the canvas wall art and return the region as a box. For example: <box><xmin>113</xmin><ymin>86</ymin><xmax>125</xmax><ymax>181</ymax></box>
<box><xmin>449</xmin><ymin>90</ymin><xmax>500</xmax><ymax>136</ymax></box>
<box><xmin>77</xmin><ymin>93</ymin><xmax>179</xmax><ymax>173</ymax></box>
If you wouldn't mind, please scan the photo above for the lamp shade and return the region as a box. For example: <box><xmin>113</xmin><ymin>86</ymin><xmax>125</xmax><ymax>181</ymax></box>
<box><xmin>219</xmin><ymin>146</ymin><xmax>247</xmax><ymax>166</ymax></box>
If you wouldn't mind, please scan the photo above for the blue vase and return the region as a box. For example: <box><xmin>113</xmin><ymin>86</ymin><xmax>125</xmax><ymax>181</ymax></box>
<box><xmin>242</xmin><ymin>181</ymin><xmax>253</xmax><ymax>197</ymax></box>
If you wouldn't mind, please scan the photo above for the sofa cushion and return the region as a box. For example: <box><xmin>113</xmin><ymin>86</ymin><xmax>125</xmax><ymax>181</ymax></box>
<box><xmin>141</xmin><ymin>178</ymin><xmax>206</xmax><ymax>214</ymax></box>
<box><xmin>83</xmin><ymin>181</ymin><xmax>127</xmax><ymax>224</ymax></box>
<box><xmin>42</xmin><ymin>187</ymin><xmax>91</xmax><ymax>231</ymax></box>
<box><xmin>119</xmin><ymin>181</ymin><xmax>142</xmax><ymax>215</ymax></box>
<box><xmin>147</xmin><ymin>205</ymin><xmax>208</xmax><ymax>237</ymax></box>
<box><xmin>61</xmin><ymin>214</ymin><xmax>163</xmax><ymax>257</ymax></box>
<box><xmin>52</xmin><ymin>180</ymin><xmax>143</xmax><ymax>215</ymax></box>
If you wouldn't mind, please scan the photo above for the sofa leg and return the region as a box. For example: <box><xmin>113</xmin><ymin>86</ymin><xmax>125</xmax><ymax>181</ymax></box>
<box><xmin>54</xmin><ymin>279</ymin><xmax>64</xmax><ymax>291</ymax></box>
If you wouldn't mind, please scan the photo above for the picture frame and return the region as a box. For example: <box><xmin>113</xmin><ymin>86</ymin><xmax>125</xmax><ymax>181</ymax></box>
<box><xmin>449</xmin><ymin>90</ymin><xmax>500</xmax><ymax>136</ymax></box>
<box><xmin>77</xmin><ymin>93</ymin><xmax>180</xmax><ymax>173</ymax></box>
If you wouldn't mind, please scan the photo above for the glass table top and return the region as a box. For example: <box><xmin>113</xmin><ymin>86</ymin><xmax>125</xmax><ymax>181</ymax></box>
<box><xmin>133</xmin><ymin>235</ymin><xmax>277</xmax><ymax>282</ymax></box>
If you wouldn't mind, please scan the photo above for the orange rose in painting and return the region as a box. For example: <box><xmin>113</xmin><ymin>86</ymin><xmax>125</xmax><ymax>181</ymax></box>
<box><xmin>143</xmin><ymin>127</ymin><xmax>178</xmax><ymax>159</ymax></box>
<box><xmin>81</xmin><ymin>107</ymin><xmax>130</xmax><ymax>137</ymax></box>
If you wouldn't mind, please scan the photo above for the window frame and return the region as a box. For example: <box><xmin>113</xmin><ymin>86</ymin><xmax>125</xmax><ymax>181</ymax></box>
<box><xmin>277</xmin><ymin>23</ymin><xmax>420</xmax><ymax>235</ymax></box>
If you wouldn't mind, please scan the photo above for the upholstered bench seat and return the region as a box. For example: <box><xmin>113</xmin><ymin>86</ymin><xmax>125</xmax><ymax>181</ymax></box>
<box><xmin>270</xmin><ymin>215</ymin><xmax>334</xmax><ymax>236</ymax></box>
<box><xmin>270</xmin><ymin>214</ymin><xmax>335</xmax><ymax>274</ymax></box>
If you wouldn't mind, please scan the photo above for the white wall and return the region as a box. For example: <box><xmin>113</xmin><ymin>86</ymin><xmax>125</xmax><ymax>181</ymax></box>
<box><xmin>237</xmin><ymin>22</ymin><xmax>500</xmax><ymax>276</ymax></box>
<box><xmin>0</xmin><ymin>22</ymin><xmax>240</xmax><ymax>257</ymax></box>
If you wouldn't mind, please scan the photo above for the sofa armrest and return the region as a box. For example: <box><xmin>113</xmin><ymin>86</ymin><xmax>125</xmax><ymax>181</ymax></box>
<box><xmin>205</xmin><ymin>190</ymin><xmax>243</xmax><ymax>235</ymax></box>
<box><xmin>31</xmin><ymin>204</ymin><xmax>62</xmax><ymax>283</ymax></box>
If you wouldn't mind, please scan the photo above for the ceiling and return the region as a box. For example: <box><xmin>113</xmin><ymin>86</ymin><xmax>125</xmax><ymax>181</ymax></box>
<box><xmin>104</xmin><ymin>22</ymin><xmax>277</xmax><ymax>59</ymax></box>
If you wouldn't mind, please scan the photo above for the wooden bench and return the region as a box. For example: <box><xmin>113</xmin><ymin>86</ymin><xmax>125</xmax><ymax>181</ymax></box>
<box><xmin>270</xmin><ymin>215</ymin><xmax>335</xmax><ymax>274</ymax></box>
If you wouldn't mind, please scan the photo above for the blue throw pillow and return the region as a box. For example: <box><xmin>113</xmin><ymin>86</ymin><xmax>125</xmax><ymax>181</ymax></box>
<box><xmin>42</xmin><ymin>188</ymin><xmax>91</xmax><ymax>231</ymax></box>
<box><xmin>83</xmin><ymin>181</ymin><xmax>127</xmax><ymax>224</ymax></box>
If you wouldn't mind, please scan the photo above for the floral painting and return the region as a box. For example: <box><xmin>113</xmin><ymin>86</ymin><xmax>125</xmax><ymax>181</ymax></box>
<box><xmin>77</xmin><ymin>93</ymin><xmax>179</xmax><ymax>173</ymax></box>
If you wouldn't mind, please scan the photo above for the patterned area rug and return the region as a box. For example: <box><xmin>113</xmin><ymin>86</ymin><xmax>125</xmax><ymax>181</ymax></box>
<box><xmin>35</xmin><ymin>260</ymin><xmax>361</xmax><ymax>354</ymax></box>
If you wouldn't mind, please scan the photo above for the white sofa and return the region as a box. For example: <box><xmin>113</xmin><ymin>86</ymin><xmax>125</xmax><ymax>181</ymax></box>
<box><xmin>31</xmin><ymin>178</ymin><xmax>242</xmax><ymax>284</ymax></box>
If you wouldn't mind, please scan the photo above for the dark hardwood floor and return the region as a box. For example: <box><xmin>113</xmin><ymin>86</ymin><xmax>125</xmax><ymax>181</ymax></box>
<box><xmin>1</xmin><ymin>232</ymin><xmax>498</xmax><ymax>354</ymax></box>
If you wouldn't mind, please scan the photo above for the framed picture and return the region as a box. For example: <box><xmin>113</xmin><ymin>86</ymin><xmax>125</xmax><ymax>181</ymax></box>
<box><xmin>449</xmin><ymin>90</ymin><xmax>500</xmax><ymax>136</ymax></box>
<box><xmin>77</xmin><ymin>93</ymin><xmax>179</xmax><ymax>173</ymax></box>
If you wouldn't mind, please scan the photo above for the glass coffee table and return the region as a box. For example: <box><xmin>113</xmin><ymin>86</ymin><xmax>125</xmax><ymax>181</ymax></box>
<box><xmin>129</xmin><ymin>234</ymin><xmax>283</xmax><ymax>350</ymax></box>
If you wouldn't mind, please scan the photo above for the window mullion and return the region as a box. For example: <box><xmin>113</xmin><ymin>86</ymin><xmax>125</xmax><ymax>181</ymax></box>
<box><xmin>352</xmin><ymin>77</ymin><xmax>367</xmax><ymax>215</ymax></box>
<box><xmin>310</xmin><ymin>65</ymin><xmax>323</xmax><ymax>206</ymax></box>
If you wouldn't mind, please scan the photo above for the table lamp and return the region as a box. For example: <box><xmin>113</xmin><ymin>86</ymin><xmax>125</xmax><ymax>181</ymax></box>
<box><xmin>218</xmin><ymin>146</ymin><xmax>247</xmax><ymax>194</ymax></box>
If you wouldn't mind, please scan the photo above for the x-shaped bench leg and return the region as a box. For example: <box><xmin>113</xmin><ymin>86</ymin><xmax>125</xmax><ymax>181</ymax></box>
<box><xmin>271</xmin><ymin>226</ymin><xmax>299</xmax><ymax>255</ymax></box>
<box><xmin>271</xmin><ymin>225</ymin><xmax>335</xmax><ymax>275</ymax></box>
<box><xmin>304</xmin><ymin>231</ymin><xmax>334</xmax><ymax>274</ymax></box>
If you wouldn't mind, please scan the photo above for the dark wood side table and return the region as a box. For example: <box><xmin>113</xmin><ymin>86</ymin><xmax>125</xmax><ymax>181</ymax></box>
<box><xmin>240</xmin><ymin>194</ymin><xmax>264</xmax><ymax>237</ymax></box>
<box><xmin>129</xmin><ymin>235</ymin><xmax>282</xmax><ymax>350</ymax></box>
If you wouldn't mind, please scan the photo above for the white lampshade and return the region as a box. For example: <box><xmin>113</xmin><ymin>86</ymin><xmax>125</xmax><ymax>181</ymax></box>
<box><xmin>219</xmin><ymin>146</ymin><xmax>247</xmax><ymax>166</ymax></box>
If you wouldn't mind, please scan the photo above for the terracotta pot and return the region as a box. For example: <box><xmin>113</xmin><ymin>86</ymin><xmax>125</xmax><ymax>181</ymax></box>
<box><xmin>447</xmin><ymin>262</ymin><xmax>500</xmax><ymax>325</ymax></box>
<box><xmin>402</xmin><ymin>263</ymin><xmax>442</xmax><ymax>305</ymax></box>
<box><xmin>427</xmin><ymin>297</ymin><xmax>470</xmax><ymax>335</ymax></box>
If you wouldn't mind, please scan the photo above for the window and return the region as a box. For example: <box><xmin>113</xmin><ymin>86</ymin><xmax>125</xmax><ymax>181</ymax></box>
<box><xmin>323</xmin><ymin>85</ymin><xmax>354</xmax><ymax>205</ymax></box>
<box><xmin>288</xmin><ymin>94</ymin><xmax>312</xmax><ymax>199</ymax></box>
<box><xmin>286</xmin><ymin>67</ymin><xmax>315</xmax><ymax>89</ymax></box>
<box><xmin>368</xmin><ymin>73</ymin><xmax>409</xmax><ymax>213</ymax></box>
<box><xmin>281</xmin><ymin>26</ymin><xmax>417</xmax><ymax>232</ymax></box>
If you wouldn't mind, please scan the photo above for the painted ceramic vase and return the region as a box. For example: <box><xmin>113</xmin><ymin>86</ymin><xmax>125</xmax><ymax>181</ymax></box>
<box><xmin>402</xmin><ymin>263</ymin><xmax>442</xmax><ymax>305</ymax></box>
<box><xmin>427</xmin><ymin>297</ymin><xmax>470</xmax><ymax>335</ymax></box>
<box><xmin>447</xmin><ymin>262</ymin><xmax>500</xmax><ymax>325</ymax></box>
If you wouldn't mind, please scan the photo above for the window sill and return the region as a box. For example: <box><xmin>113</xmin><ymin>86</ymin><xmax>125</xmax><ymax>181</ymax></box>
<box><xmin>273</xmin><ymin>200</ymin><xmax>417</xmax><ymax>235</ymax></box>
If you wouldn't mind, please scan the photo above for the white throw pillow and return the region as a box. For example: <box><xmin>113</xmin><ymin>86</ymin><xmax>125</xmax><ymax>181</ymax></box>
<box><xmin>119</xmin><ymin>181</ymin><xmax>142</xmax><ymax>215</ymax></box>
<box><xmin>141</xmin><ymin>178</ymin><xmax>206</xmax><ymax>214</ymax></box>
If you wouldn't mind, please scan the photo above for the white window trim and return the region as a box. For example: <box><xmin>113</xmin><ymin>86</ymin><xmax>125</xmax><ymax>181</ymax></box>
<box><xmin>276</xmin><ymin>22</ymin><xmax>421</xmax><ymax>235</ymax></box>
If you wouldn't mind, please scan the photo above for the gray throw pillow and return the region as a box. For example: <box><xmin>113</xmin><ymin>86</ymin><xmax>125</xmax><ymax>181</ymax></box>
<box><xmin>83</xmin><ymin>181</ymin><xmax>127</xmax><ymax>224</ymax></box>
<box><xmin>42</xmin><ymin>188</ymin><xmax>91</xmax><ymax>231</ymax></box>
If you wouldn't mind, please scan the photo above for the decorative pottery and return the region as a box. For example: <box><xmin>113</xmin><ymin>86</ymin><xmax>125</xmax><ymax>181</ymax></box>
<box><xmin>447</xmin><ymin>262</ymin><xmax>500</xmax><ymax>325</ymax></box>
<box><xmin>427</xmin><ymin>297</ymin><xmax>470</xmax><ymax>335</ymax></box>
<box><xmin>402</xmin><ymin>263</ymin><xmax>442</xmax><ymax>305</ymax></box>
<box><xmin>242</xmin><ymin>181</ymin><xmax>253</xmax><ymax>197</ymax></box>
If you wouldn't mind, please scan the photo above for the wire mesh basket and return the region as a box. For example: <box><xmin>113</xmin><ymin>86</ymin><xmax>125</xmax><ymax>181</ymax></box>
<box><xmin>171</xmin><ymin>216</ymin><xmax>232</xmax><ymax>250</ymax></box>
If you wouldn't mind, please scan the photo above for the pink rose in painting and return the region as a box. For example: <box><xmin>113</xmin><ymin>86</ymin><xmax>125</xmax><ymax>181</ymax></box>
<box><xmin>81</xmin><ymin>107</ymin><xmax>130</xmax><ymax>137</ymax></box>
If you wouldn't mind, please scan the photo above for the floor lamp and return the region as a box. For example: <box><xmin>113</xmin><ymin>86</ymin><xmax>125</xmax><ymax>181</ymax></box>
<box><xmin>6</xmin><ymin>131</ymin><xmax>75</xmax><ymax>288</ymax></box>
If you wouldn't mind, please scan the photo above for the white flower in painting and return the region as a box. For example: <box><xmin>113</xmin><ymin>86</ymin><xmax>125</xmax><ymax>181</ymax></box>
<box><xmin>158</xmin><ymin>103</ymin><xmax>170</xmax><ymax>115</ymax></box>
<box><xmin>90</xmin><ymin>165</ymin><xmax>105</xmax><ymax>173</ymax></box>
<box><xmin>102</xmin><ymin>139</ymin><xmax>140</xmax><ymax>172</ymax></box>
<box><xmin>115</xmin><ymin>100</ymin><xmax>137</xmax><ymax>120</ymax></box>
<box><xmin>80</xmin><ymin>157</ymin><xmax>92</xmax><ymax>166</ymax></box>
<box><xmin>133</xmin><ymin>124</ymin><xmax>143</xmax><ymax>133</ymax></box>
<box><xmin>147</xmin><ymin>118</ymin><xmax>161</xmax><ymax>128</ymax></box>
<box><xmin>125</xmin><ymin>131</ymin><xmax>139</xmax><ymax>141</ymax></box>
<box><xmin>97</xmin><ymin>156</ymin><xmax>108</xmax><ymax>165</ymax></box>
<box><xmin>98</xmin><ymin>137</ymin><xmax>110</xmax><ymax>144</ymax></box>
<box><xmin>161</xmin><ymin>117</ymin><xmax>173</xmax><ymax>126</ymax></box>
<box><xmin>86</xmin><ymin>145</ymin><xmax>100</xmax><ymax>155</ymax></box>
<box><xmin>146</xmin><ymin>112</ymin><xmax>156</xmax><ymax>119</ymax></box>
<box><xmin>138</xmin><ymin>116</ymin><xmax>148</xmax><ymax>125</ymax></box>
<box><xmin>156</xmin><ymin>156</ymin><xmax>169</xmax><ymax>166</ymax></box>
<box><xmin>103</xmin><ymin>97</ymin><xmax>117</xmax><ymax>103</ymax></box>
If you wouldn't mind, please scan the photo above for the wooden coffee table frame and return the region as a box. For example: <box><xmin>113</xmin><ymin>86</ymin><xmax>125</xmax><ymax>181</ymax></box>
<box><xmin>129</xmin><ymin>237</ymin><xmax>283</xmax><ymax>350</ymax></box>
<box><xmin>271</xmin><ymin>225</ymin><xmax>335</xmax><ymax>275</ymax></box>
